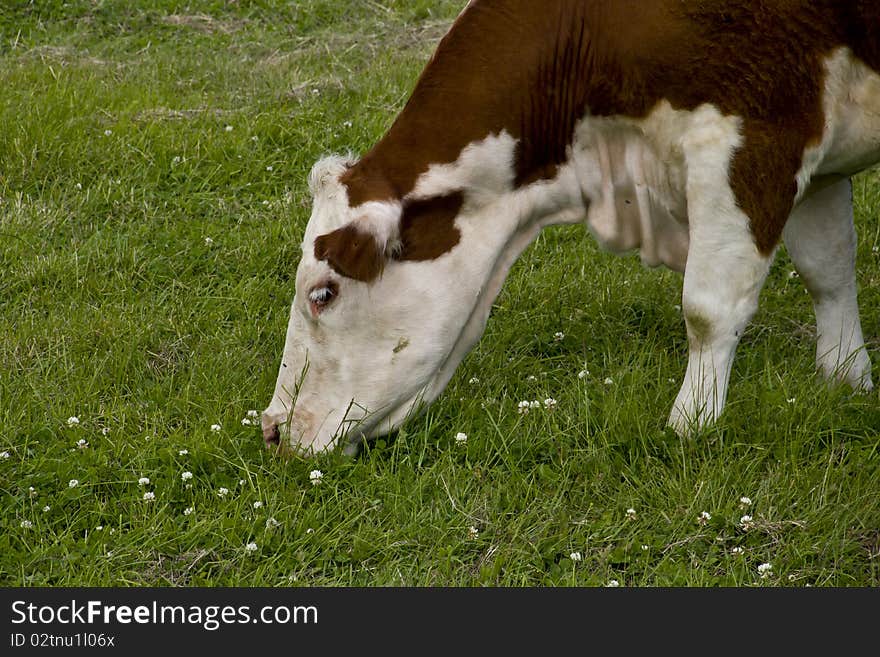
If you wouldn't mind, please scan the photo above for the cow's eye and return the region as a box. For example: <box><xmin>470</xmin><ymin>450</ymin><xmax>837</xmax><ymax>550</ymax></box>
<box><xmin>307</xmin><ymin>282</ymin><xmax>339</xmax><ymax>317</ymax></box>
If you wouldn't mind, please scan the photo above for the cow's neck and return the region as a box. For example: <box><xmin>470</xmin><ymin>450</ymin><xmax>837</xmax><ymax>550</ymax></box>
<box><xmin>341</xmin><ymin>0</ymin><xmax>595</xmax><ymax>207</ymax></box>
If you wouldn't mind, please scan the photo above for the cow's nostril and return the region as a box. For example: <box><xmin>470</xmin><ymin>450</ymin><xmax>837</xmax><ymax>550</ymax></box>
<box><xmin>263</xmin><ymin>424</ymin><xmax>281</xmax><ymax>447</ymax></box>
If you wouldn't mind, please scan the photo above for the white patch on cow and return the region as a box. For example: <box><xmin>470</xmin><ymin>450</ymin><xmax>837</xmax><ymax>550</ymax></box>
<box><xmin>784</xmin><ymin>178</ymin><xmax>873</xmax><ymax>390</ymax></box>
<box><xmin>815</xmin><ymin>48</ymin><xmax>880</xmax><ymax>181</ymax></box>
<box><xmin>307</xmin><ymin>154</ymin><xmax>354</xmax><ymax>199</ymax></box>
<box><xmin>569</xmin><ymin>102</ymin><xmax>690</xmax><ymax>272</ymax></box>
<box><xmin>409</xmin><ymin>131</ymin><xmax>518</xmax><ymax>204</ymax></box>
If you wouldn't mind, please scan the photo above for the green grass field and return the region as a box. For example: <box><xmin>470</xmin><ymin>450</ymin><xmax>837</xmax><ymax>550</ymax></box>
<box><xmin>2</xmin><ymin>0</ymin><xmax>878</xmax><ymax>587</ymax></box>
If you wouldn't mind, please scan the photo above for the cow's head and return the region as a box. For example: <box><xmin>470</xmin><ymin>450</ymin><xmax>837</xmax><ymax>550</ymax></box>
<box><xmin>261</xmin><ymin>153</ymin><xmax>529</xmax><ymax>454</ymax></box>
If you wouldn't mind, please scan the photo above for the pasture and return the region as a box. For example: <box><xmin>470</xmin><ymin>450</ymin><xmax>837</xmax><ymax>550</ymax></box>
<box><xmin>1</xmin><ymin>0</ymin><xmax>878</xmax><ymax>586</ymax></box>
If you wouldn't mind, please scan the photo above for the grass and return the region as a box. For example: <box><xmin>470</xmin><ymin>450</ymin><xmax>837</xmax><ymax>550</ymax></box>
<box><xmin>1</xmin><ymin>0</ymin><xmax>878</xmax><ymax>587</ymax></box>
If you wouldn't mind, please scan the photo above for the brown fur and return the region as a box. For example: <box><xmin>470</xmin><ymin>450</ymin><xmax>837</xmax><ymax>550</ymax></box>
<box><xmin>399</xmin><ymin>192</ymin><xmax>465</xmax><ymax>261</ymax></box>
<box><xmin>314</xmin><ymin>224</ymin><xmax>384</xmax><ymax>283</ymax></box>
<box><xmin>335</xmin><ymin>0</ymin><xmax>880</xmax><ymax>259</ymax></box>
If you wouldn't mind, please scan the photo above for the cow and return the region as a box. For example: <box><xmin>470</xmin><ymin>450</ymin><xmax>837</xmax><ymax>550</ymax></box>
<box><xmin>262</xmin><ymin>0</ymin><xmax>879</xmax><ymax>454</ymax></box>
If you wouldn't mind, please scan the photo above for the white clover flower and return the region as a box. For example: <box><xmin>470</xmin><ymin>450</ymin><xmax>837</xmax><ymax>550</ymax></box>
<box><xmin>241</xmin><ymin>418</ymin><xmax>253</xmax><ymax>426</ymax></box>
<box><xmin>217</xmin><ymin>487</ymin><xmax>229</xmax><ymax>497</ymax></box>
<box><xmin>42</xmin><ymin>505</ymin><xmax>50</xmax><ymax>513</ymax></box>
<box><xmin>247</xmin><ymin>410</ymin><xmax>260</xmax><ymax>419</ymax></box>
<box><xmin>731</xmin><ymin>547</ymin><xmax>744</xmax><ymax>555</ymax></box>
<box><xmin>517</xmin><ymin>400</ymin><xmax>531</xmax><ymax>414</ymax></box>
<box><xmin>75</xmin><ymin>182</ymin><xmax>82</xmax><ymax>189</ymax></box>
<box><xmin>543</xmin><ymin>398</ymin><xmax>558</xmax><ymax>411</ymax></box>
<box><xmin>266</xmin><ymin>517</ymin><xmax>280</xmax><ymax>529</ymax></box>
<box><xmin>606</xmin><ymin>580</ymin><xmax>620</xmax><ymax>588</ymax></box>
<box><xmin>138</xmin><ymin>477</ymin><xmax>150</xmax><ymax>486</ymax></box>
<box><xmin>1</xmin><ymin>451</ymin><xmax>10</xmax><ymax>459</ymax></box>
<box><xmin>578</xmin><ymin>369</ymin><xmax>589</xmax><ymax>380</ymax></box>
<box><xmin>245</xmin><ymin>542</ymin><xmax>258</xmax><ymax>553</ymax></box>
<box><xmin>20</xmin><ymin>520</ymin><xmax>33</xmax><ymax>529</ymax></box>
<box><xmin>225</xmin><ymin>125</ymin><xmax>233</xmax><ymax>132</ymax></box>
<box><xmin>758</xmin><ymin>563</ymin><xmax>773</xmax><ymax>578</ymax></box>
<box><xmin>266</xmin><ymin>165</ymin><xmax>273</xmax><ymax>172</ymax></box>
<box><xmin>68</xmin><ymin>479</ymin><xmax>79</xmax><ymax>488</ymax></box>
<box><xmin>253</xmin><ymin>501</ymin><xmax>263</xmax><ymax>509</ymax></box>
<box><xmin>143</xmin><ymin>491</ymin><xmax>155</xmax><ymax>502</ymax></box>
<box><xmin>529</xmin><ymin>400</ymin><xmax>541</xmax><ymax>410</ymax></box>
<box><xmin>210</xmin><ymin>424</ymin><xmax>221</xmax><ymax>432</ymax></box>
<box><xmin>740</xmin><ymin>515</ymin><xmax>754</xmax><ymax>530</ymax></box>
<box><xmin>698</xmin><ymin>511</ymin><xmax>712</xmax><ymax>525</ymax></box>
<box><xmin>238</xmin><ymin>479</ymin><xmax>246</xmax><ymax>486</ymax></box>
<box><xmin>181</xmin><ymin>471</ymin><xmax>193</xmax><ymax>482</ymax></box>
<box><xmin>76</xmin><ymin>438</ymin><xmax>89</xmax><ymax>449</ymax></box>
<box><xmin>641</xmin><ymin>545</ymin><xmax>649</xmax><ymax>551</ymax></box>
<box><xmin>570</xmin><ymin>552</ymin><xmax>583</xmax><ymax>562</ymax></box>
<box><xmin>28</xmin><ymin>486</ymin><xmax>35</xmax><ymax>494</ymax></box>
<box><xmin>103</xmin><ymin>129</ymin><xmax>113</xmax><ymax>136</ymax></box>
<box><xmin>468</xmin><ymin>526</ymin><xmax>479</xmax><ymax>540</ymax></box>
<box><xmin>455</xmin><ymin>432</ymin><xmax>468</xmax><ymax>445</ymax></box>
<box><xmin>184</xmin><ymin>507</ymin><xmax>194</xmax><ymax>516</ymax></box>
<box><xmin>626</xmin><ymin>508</ymin><xmax>637</xmax><ymax>519</ymax></box>
<box><xmin>603</xmin><ymin>377</ymin><xmax>614</xmax><ymax>386</ymax></box>
<box><xmin>67</xmin><ymin>416</ymin><xmax>80</xmax><ymax>426</ymax></box>
<box><xmin>95</xmin><ymin>525</ymin><xmax>103</xmax><ymax>531</ymax></box>
<box><xmin>309</xmin><ymin>470</ymin><xmax>323</xmax><ymax>485</ymax></box>
<box><xmin>740</xmin><ymin>496</ymin><xmax>753</xmax><ymax>507</ymax></box>
<box><xmin>178</xmin><ymin>449</ymin><xmax>189</xmax><ymax>456</ymax></box>
<box><xmin>554</xmin><ymin>332</ymin><xmax>565</xmax><ymax>341</ymax></box>
<box><xmin>468</xmin><ymin>377</ymin><xmax>480</xmax><ymax>385</ymax></box>
<box><xmin>204</xmin><ymin>237</ymin><xmax>214</xmax><ymax>246</ymax></box>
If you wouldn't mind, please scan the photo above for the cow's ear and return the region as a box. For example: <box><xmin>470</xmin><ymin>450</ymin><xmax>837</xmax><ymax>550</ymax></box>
<box><xmin>314</xmin><ymin>202</ymin><xmax>402</xmax><ymax>283</ymax></box>
<box><xmin>314</xmin><ymin>224</ymin><xmax>386</xmax><ymax>283</ymax></box>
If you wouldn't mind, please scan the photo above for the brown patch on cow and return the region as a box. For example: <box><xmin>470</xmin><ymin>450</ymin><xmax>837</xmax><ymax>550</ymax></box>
<box><xmin>340</xmin><ymin>0</ymin><xmax>880</xmax><ymax>255</ymax></box>
<box><xmin>398</xmin><ymin>192</ymin><xmax>464</xmax><ymax>261</ymax></box>
<box><xmin>314</xmin><ymin>224</ymin><xmax>384</xmax><ymax>283</ymax></box>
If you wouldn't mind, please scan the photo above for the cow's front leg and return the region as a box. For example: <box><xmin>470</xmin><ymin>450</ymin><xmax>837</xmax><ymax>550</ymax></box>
<box><xmin>664</xmin><ymin>118</ymin><xmax>784</xmax><ymax>441</ymax></box>
<box><xmin>783</xmin><ymin>178</ymin><xmax>873</xmax><ymax>390</ymax></box>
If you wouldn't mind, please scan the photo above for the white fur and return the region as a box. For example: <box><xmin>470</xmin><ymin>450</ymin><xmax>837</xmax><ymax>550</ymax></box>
<box><xmin>409</xmin><ymin>131</ymin><xmax>518</xmax><ymax>204</ymax></box>
<box><xmin>784</xmin><ymin>178</ymin><xmax>873</xmax><ymax>389</ymax></box>
<box><xmin>571</xmin><ymin>106</ymin><xmax>690</xmax><ymax>272</ymax></box>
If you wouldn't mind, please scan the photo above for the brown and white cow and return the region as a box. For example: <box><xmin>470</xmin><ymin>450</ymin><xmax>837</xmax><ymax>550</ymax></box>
<box><xmin>262</xmin><ymin>0</ymin><xmax>879</xmax><ymax>454</ymax></box>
